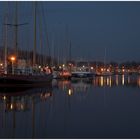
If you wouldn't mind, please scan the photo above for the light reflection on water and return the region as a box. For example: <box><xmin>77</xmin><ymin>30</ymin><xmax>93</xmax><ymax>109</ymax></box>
<box><xmin>0</xmin><ymin>75</ymin><xmax>140</xmax><ymax>138</ymax></box>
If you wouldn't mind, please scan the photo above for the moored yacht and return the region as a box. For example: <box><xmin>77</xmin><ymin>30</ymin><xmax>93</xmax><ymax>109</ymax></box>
<box><xmin>0</xmin><ymin>2</ymin><xmax>53</xmax><ymax>88</ymax></box>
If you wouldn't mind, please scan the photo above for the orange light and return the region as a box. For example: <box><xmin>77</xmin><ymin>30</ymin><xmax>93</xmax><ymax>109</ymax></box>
<box><xmin>100</xmin><ymin>76</ymin><xmax>104</xmax><ymax>87</ymax></box>
<box><xmin>101</xmin><ymin>68</ymin><xmax>104</xmax><ymax>72</ymax></box>
<box><xmin>11</xmin><ymin>56</ymin><xmax>16</xmax><ymax>61</ymax></box>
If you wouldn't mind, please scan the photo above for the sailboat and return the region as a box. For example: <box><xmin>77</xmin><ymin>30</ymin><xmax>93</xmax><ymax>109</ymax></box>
<box><xmin>0</xmin><ymin>2</ymin><xmax>53</xmax><ymax>88</ymax></box>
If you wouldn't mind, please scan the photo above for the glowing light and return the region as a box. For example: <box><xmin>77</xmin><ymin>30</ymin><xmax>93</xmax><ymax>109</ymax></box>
<box><xmin>122</xmin><ymin>75</ymin><xmax>125</xmax><ymax>85</ymax></box>
<box><xmin>10</xmin><ymin>104</ymin><xmax>13</xmax><ymax>110</ymax></box>
<box><xmin>101</xmin><ymin>68</ymin><xmax>104</xmax><ymax>72</ymax></box>
<box><xmin>3</xmin><ymin>96</ymin><xmax>6</xmax><ymax>100</ymax></box>
<box><xmin>100</xmin><ymin>76</ymin><xmax>104</xmax><ymax>87</ymax></box>
<box><xmin>68</xmin><ymin>89</ymin><xmax>72</xmax><ymax>96</ymax></box>
<box><xmin>122</xmin><ymin>69</ymin><xmax>125</xmax><ymax>72</ymax></box>
<box><xmin>38</xmin><ymin>65</ymin><xmax>41</xmax><ymax>69</ymax></box>
<box><xmin>107</xmin><ymin>77</ymin><xmax>109</xmax><ymax>86</ymax></box>
<box><xmin>62</xmin><ymin>64</ymin><xmax>65</xmax><ymax>67</ymax></box>
<box><xmin>10</xmin><ymin>56</ymin><xmax>16</xmax><ymax>75</ymax></box>
<box><xmin>10</xmin><ymin>56</ymin><xmax>16</xmax><ymax>61</ymax></box>
<box><xmin>83</xmin><ymin>65</ymin><xmax>85</xmax><ymax>68</ymax></box>
<box><xmin>91</xmin><ymin>67</ymin><xmax>93</xmax><ymax>70</ymax></box>
<box><xmin>0</xmin><ymin>63</ymin><xmax>3</xmax><ymax>66</ymax></box>
<box><xmin>107</xmin><ymin>69</ymin><xmax>110</xmax><ymax>72</ymax></box>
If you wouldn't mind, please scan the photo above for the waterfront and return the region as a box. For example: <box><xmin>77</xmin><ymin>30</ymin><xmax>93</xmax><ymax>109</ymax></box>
<box><xmin>0</xmin><ymin>75</ymin><xmax>140</xmax><ymax>138</ymax></box>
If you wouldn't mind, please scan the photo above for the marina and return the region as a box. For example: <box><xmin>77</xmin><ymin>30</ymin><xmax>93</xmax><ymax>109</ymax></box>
<box><xmin>0</xmin><ymin>1</ymin><xmax>140</xmax><ymax>139</ymax></box>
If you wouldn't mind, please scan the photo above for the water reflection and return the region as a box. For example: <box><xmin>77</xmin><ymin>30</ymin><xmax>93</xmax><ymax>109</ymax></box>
<box><xmin>91</xmin><ymin>75</ymin><xmax>140</xmax><ymax>88</ymax></box>
<box><xmin>54</xmin><ymin>79</ymin><xmax>91</xmax><ymax>93</ymax></box>
<box><xmin>52</xmin><ymin>75</ymin><xmax>140</xmax><ymax>102</ymax></box>
<box><xmin>50</xmin><ymin>75</ymin><xmax>140</xmax><ymax>138</ymax></box>
<box><xmin>0</xmin><ymin>75</ymin><xmax>140</xmax><ymax>138</ymax></box>
<box><xmin>0</xmin><ymin>87</ymin><xmax>52</xmax><ymax>112</ymax></box>
<box><xmin>54</xmin><ymin>75</ymin><xmax>140</xmax><ymax>92</ymax></box>
<box><xmin>0</xmin><ymin>86</ymin><xmax>53</xmax><ymax>138</ymax></box>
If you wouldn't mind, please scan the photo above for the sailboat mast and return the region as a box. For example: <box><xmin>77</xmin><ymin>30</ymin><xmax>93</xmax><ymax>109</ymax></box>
<box><xmin>4</xmin><ymin>3</ymin><xmax>8</xmax><ymax>74</ymax></box>
<box><xmin>15</xmin><ymin>2</ymin><xmax>18</xmax><ymax>59</ymax></box>
<box><xmin>5</xmin><ymin>2</ymin><xmax>28</xmax><ymax>67</ymax></box>
<box><xmin>33</xmin><ymin>2</ymin><xmax>37</xmax><ymax>67</ymax></box>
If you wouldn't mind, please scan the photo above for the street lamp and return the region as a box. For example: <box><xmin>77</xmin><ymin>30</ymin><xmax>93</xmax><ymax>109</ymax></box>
<box><xmin>10</xmin><ymin>56</ymin><xmax>16</xmax><ymax>75</ymax></box>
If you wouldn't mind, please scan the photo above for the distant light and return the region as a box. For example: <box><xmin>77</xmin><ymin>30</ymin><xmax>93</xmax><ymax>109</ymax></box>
<box><xmin>38</xmin><ymin>65</ymin><xmax>41</xmax><ymax>69</ymax></box>
<box><xmin>83</xmin><ymin>65</ymin><xmax>85</xmax><ymax>68</ymax></box>
<box><xmin>107</xmin><ymin>77</ymin><xmax>109</xmax><ymax>86</ymax></box>
<box><xmin>0</xmin><ymin>63</ymin><xmax>3</xmax><ymax>66</ymax></box>
<box><xmin>68</xmin><ymin>89</ymin><xmax>72</xmax><ymax>96</ymax></box>
<box><xmin>11</xmin><ymin>56</ymin><xmax>16</xmax><ymax>61</ymax></box>
<box><xmin>10</xmin><ymin>104</ymin><xmax>13</xmax><ymax>110</ymax></box>
<box><xmin>62</xmin><ymin>64</ymin><xmax>65</xmax><ymax>67</ymax></box>
<box><xmin>107</xmin><ymin>69</ymin><xmax>110</xmax><ymax>72</ymax></box>
<box><xmin>100</xmin><ymin>76</ymin><xmax>104</xmax><ymax>87</ymax></box>
<box><xmin>59</xmin><ymin>66</ymin><xmax>62</xmax><ymax>69</ymax></box>
<box><xmin>91</xmin><ymin>67</ymin><xmax>93</xmax><ymax>70</ymax></box>
<box><xmin>3</xmin><ymin>96</ymin><xmax>6</xmax><ymax>100</ymax></box>
<box><xmin>122</xmin><ymin>75</ymin><xmax>125</xmax><ymax>85</ymax></box>
<box><xmin>101</xmin><ymin>68</ymin><xmax>104</xmax><ymax>72</ymax></box>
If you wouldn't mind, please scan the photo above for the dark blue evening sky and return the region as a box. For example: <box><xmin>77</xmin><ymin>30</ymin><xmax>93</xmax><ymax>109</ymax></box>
<box><xmin>1</xmin><ymin>1</ymin><xmax>140</xmax><ymax>62</ymax></box>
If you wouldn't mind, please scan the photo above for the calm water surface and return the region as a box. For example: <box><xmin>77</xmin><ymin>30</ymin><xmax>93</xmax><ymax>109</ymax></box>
<box><xmin>0</xmin><ymin>75</ymin><xmax>140</xmax><ymax>138</ymax></box>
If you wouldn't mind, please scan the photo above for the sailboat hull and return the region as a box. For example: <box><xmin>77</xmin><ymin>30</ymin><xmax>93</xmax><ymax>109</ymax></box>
<box><xmin>0</xmin><ymin>74</ymin><xmax>53</xmax><ymax>88</ymax></box>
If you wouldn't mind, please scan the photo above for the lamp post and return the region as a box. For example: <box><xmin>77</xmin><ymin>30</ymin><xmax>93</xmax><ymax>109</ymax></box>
<box><xmin>11</xmin><ymin>56</ymin><xmax>15</xmax><ymax>75</ymax></box>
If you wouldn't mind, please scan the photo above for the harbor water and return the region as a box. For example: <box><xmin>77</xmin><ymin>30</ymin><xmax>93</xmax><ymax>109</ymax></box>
<box><xmin>0</xmin><ymin>75</ymin><xmax>140</xmax><ymax>138</ymax></box>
